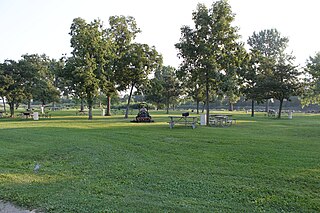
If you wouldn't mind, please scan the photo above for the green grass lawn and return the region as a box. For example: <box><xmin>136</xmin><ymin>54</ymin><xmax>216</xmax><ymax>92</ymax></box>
<box><xmin>0</xmin><ymin>110</ymin><xmax>319</xmax><ymax>212</ymax></box>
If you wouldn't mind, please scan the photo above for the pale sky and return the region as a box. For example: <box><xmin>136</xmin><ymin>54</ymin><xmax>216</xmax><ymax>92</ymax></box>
<box><xmin>1</xmin><ymin>0</ymin><xmax>320</xmax><ymax>67</ymax></box>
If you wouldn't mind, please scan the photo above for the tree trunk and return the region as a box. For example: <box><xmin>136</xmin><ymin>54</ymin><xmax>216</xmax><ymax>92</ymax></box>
<box><xmin>80</xmin><ymin>98</ymin><xmax>84</xmax><ymax>111</ymax></box>
<box><xmin>52</xmin><ymin>101</ymin><xmax>56</xmax><ymax>111</ymax></box>
<box><xmin>2</xmin><ymin>97</ymin><xmax>6</xmax><ymax>112</ymax></box>
<box><xmin>88</xmin><ymin>105</ymin><xmax>93</xmax><ymax>120</ymax></box>
<box><xmin>228</xmin><ymin>101</ymin><xmax>233</xmax><ymax>111</ymax></box>
<box><xmin>88</xmin><ymin>98</ymin><xmax>93</xmax><ymax>120</ymax></box>
<box><xmin>251</xmin><ymin>99</ymin><xmax>255</xmax><ymax>117</ymax></box>
<box><xmin>278</xmin><ymin>98</ymin><xmax>283</xmax><ymax>119</ymax></box>
<box><xmin>202</xmin><ymin>101</ymin><xmax>205</xmax><ymax>113</ymax></box>
<box><xmin>265</xmin><ymin>99</ymin><xmax>270</xmax><ymax>112</ymax></box>
<box><xmin>205</xmin><ymin>73</ymin><xmax>210</xmax><ymax>126</ymax></box>
<box><xmin>125</xmin><ymin>84</ymin><xmax>134</xmax><ymax>119</ymax></box>
<box><xmin>196</xmin><ymin>100</ymin><xmax>200</xmax><ymax>114</ymax></box>
<box><xmin>27</xmin><ymin>100</ymin><xmax>31</xmax><ymax>110</ymax></box>
<box><xmin>106</xmin><ymin>95</ymin><xmax>111</xmax><ymax>116</ymax></box>
<box><xmin>9</xmin><ymin>102</ymin><xmax>14</xmax><ymax>117</ymax></box>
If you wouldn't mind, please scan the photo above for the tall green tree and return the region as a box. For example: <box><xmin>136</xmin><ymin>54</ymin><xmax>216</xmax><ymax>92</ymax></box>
<box><xmin>19</xmin><ymin>54</ymin><xmax>59</xmax><ymax>108</ymax></box>
<box><xmin>145</xmin><ymin>66</ymin><xmax>182</xmax><ymax>112</ymax></box>
<box><xmin>144</xmin><ymin>77</ymin><xmax>165</xmax><ymax>109</ymax></box>
<box><xmin>33</xmin><ymin>58</ymin><xmax>60</xmax><ymax>107</ymax></box>
<box><xmin>115</xmin><ymin>43</ymin><xmax>162</xmax><ymax>118</ymax></box>
<box><xmin>238</xmin><ymin>50</ymin><xmax>265</xmax><ymax>117</ymax></box>
<box><xmin>68</xmin><ymin>17</ymin><xmax>111</xmax><ymax>120</ymax></box>
<box><xmin>105</xmin><ymin>15</ymin><xmax>141</xmax><ymax>116</ymax></box>
<box><xmin>0</xmin><ymin>63</ymin><xmax>13</xmax><ymax>112</ymax></box>
<box><xmin>176</xmin><ymin>0</ymin><xmax>241</xmax><ymax>125</ymax></box>
<box><xmin>1</xmin><ymin>60</ymin><xmax>27</xmax><ymax>116</ymax></box>
<box><xmin>270</xmin><ymin>55</ymin><xmax>303</xmax><ymax>118</ymax></box>
<box><xmin>301</xmin><ymin>52</ymin><xmax>320</xmax><ymax>106</ymax></box>
<box><xmin>175</xmin><ymin>21</ymin><xmax>205</xmax><ymax>114</ymax></box>
<box><xmin>220</xmin><ymin>45</ymin><xmax>247</xmax><ymax>111</ymax></box>
<box><xmin>247</xmin><ymin>28</ymin><xmax>289</xmax><ymax>112</ymax></box>
<box><xmin>17</xmin><ymin>54</ymin><xmax>40</xmax><ymax>109</ymax></box>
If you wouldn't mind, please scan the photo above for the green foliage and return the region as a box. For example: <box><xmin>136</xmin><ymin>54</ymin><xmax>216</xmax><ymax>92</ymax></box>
<box><xmin>116</xmin><ymin>42</ymin><xmax>162</xmax><ymax>118</ymax></box>
<box><xmin>145</xmin><ymin>66</ymin><xmax>181</xmax><ymax>112</ymax></box>
<box><xmin>176</xmin><ymin>0</ymin><xmax>242</xmax><ymax>123</ymax></box>
<box><xmin>247</xmin><ymin>29</ymin><xmax>289</xmax><ymax>59</ymax></box>
<box><xmin>0</xmin><ymin>60</ymin><xmax>27</xmax><ymax>116</ymax></box>
<box><xmin>19</xmin><ymin>54</ymin><xmax>60</xmax><ymax>106</ymax></box>
<box><xmin>68</xmin><ymin>17</ymin><xmax>112</xmax><ymax>119</ymax></box>
<box><xmin>302</xmin><ymin>52</ymin><xmax>320</xmax><ymax>106</ymax></box>
<box><xmin>245</xmin><ymin>29</ymin><xmax>302</xmax><ymax>117</ymax></box>
<box><xmin>0</xmin><ymin>111</ymin><xmax>319</xmax><ymax>212</ymax></box>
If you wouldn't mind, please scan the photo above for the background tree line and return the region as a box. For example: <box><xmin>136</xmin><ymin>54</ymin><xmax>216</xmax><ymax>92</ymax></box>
<box><xmin>1</xmin><ymin>0</ymin><xmax>320</xmax><ymax>122</ymax></box>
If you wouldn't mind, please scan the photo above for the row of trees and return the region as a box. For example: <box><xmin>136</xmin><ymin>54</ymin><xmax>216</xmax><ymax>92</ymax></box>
<box><xmin>1</xmin><ymin>0</ymin><xmax>320</xmax><ymax>123</ymax></box>
<box><xmin>173</xmin><ymin>0</ymin><xmax>320</xmax><ymax>122</ymax></box>
<box><xmin>0</xmin><ymin>54</ymin><xmax>61</xmax><ymax>116</ymax></box>
<box><xmin>0</xmin><ymin>16</ymin><xmax>163</xmax><ymax>119</ymax></box>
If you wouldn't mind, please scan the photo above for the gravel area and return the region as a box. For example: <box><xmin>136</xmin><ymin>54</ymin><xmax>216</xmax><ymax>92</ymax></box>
<box><xmin>0</xmin><ymin>200</ymin><xmax>38</xmax><ymax>213</ymax></box>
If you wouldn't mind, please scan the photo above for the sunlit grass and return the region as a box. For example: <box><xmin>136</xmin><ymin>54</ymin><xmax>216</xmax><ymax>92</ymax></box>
<box><xmin>0</xmin><ymin>110</ymin><xmax>319</xmax><ymax>212</ymax></box>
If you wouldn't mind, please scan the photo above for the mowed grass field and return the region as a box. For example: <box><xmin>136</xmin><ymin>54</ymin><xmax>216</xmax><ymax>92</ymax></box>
<box><xmin>0</xmin><ymin>110</ymin><xmax>319</xmax><ymax>212</ymax></box>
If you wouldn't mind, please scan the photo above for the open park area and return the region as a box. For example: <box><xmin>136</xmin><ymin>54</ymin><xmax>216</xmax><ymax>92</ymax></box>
<box><xmin>0</xmin><ymin>110</ymin><xmax>319</xmax><ymax>212</ymax></box>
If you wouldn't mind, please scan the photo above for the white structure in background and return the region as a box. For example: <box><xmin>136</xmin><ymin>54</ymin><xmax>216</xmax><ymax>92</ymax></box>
<box><xmin>33</xmin><ymin>112</ymin><xmax>39</xmax><ymax>120</ymax></box>
<box><xmin>200</xmin><ymin>114</ymin><xmax>206</xmax><ymax>125</ymax></box>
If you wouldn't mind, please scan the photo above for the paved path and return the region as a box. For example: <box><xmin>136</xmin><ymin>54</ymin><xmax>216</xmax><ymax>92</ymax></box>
<box><xmin>0</xmin><ymin>200</ymin><xmax>37</xmax><ymax>213</ymax></box>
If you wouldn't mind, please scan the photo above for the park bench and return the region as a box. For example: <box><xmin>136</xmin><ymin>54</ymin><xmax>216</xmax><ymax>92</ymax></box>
<box><xmin>41</xmin><ymin>112</ymin><xmax>51</xmax><ymax>118</ymax></box>
<box><xmin>76</xmin><ymin>110</ymin><xmax>87</xmax><ymax>115</ymax></box>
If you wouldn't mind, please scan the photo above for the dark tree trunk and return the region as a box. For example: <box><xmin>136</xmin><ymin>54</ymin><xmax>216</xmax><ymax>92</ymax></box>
<box><xmin>52</xmin><ymin>101</ymin><xmax>56</xmax><ymax>111</ymax></box>
<box><xmin>265</xmin><ymin>99</ymin><xmax>270</xmax><ymax>112</ymax></box>
<box><xmin>228</xmin><ymin>101</ymin><xmax>233</xmax><ymax>111</ymax></box>
<box><xmin>125</xmin><ymin>84</ymin><xmax>134</xmax><ymax>119</ymax></box>
<box><xmin>202</xmin><ymin>101</ymin><xmax>205</xmax><ymax>113</ymax></box>
<box><xmin>9</xmin><ymin>102</ymin><xmax>14</xmax><ymax>117</ymax></box>
<box><xmin>88</xmin><ymin>98</ymin><xmax>93</xmax><ymax>120</ymax></box>
<box><xmin>205</xmin><ymin>73</ymin><xmax>210</xmax><ymax>126</ymax></box>
<box><xmin>27</xmin><ymin>100</ymin><xmax>31</xmax><ymax>110</ymax></box>
<box><xmin>2</xmin><ymin>97</ymin><xmax>6</xmax><ymax>112</ymax></box>
<box><xmin>80</xmin><ymin>99</ymin><xmax>84</xmax><ymax>111</ymax></box>
<box><xmin>88</xmin><ymin>105</ymin><xmax>93</xmax><ymax>120</ymax></box>
<box><xmin>106</xmin><ymin>95</ymin><xmax>111</xmax><ymax>116</ymax></box>
<box><xmin>251</xmin><ymin>99</ymin><xmax>255</xmax><ymax>117</ymax></box>
<box><xmin>196</xmin><ymin>100</ymin><xmax>200</xmax><ymax>114</ymax></box>
<box><xmin>278</xmin><ymin>98</ymin><xmax>283</xmax><ymax>119</ymax></box>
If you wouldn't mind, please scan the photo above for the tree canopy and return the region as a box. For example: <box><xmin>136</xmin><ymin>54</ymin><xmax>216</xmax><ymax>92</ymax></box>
<box><xmin>176</xmin><ymin>0</ymin><xmax>242</xmax><ymax>125</ymax></box>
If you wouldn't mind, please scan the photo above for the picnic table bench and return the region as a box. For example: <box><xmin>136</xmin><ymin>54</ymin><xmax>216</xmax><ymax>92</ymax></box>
<box><xmin>76</xmin><ymin>110</ymin><xmax>87</xmax><ymax>115</ymax></box>
<box><xmin>40</xmin><ymin>112</ymin><xmax>51</xmax><ymax>118</ymax></box>
<box><xmin>209</xmin><ymin>114</ymin><xmax>236</xmax><ymax>127</ymax></box>
<box><xmin>267</xmin><ymin>110</ymin><xmax>277</xmax><ymax>117</ymax></box>
<box><xmin>20</xmin><ymin>111</ymin><xmax>33</xmax><ymax>119</ymax></box>
<box><xmin>168</xmin><ymin>116</ymin><xmax>198</xmax><ymax>129</ymax></box>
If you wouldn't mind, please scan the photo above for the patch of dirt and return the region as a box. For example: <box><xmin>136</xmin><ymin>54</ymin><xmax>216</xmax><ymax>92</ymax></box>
<box><xmin>0</xmin><ymin>200</ymin><xmax>38</xmax><ymax>213</ymax></box>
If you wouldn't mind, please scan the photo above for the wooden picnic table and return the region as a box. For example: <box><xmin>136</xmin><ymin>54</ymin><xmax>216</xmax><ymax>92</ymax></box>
<box><xmin>168</xmin><ymin>116</ymin><xmax>198</xmax><ymax>129</ymax></box>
